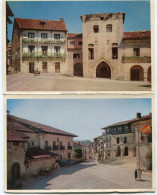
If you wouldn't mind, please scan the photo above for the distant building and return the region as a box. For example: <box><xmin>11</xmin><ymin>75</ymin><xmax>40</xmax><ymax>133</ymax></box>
<box><xmin>7</xmin><ymin>114</ymin><xmax>77</xmax><ymax>184</ymax></box>
<box><xmin>73</xmin><ymin>142</ymin><xmax>89</xmax><ymax>160</ymax></box>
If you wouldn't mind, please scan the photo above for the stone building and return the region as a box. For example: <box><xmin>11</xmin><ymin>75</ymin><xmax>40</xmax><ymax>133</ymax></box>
<box><xmin>12</xmin><ymin>18</ymin><xmax>67</xmax><ymax>73</ymax></box>
<box><xmin>132</xmin><ymin>113</ymin><xmax>152</xmax><ymax>170</ymax></box>
<box><xmin>93</xmin><ymin>113</ymin><xmax>152</xmax><ymax>167</ymax></box>
<box><xmin>7</xmin><ymin>114</ymin><xmax>77</xmax><ymax>184</ymax></box>
<box><xmin>67</xmin><ymin>33</ymin><xmax>83</xmax><ymax>76</ymax></box>
<box><xmin>11</xmin><ymin>13</ymin><xmax>151</xmax><ymax>81</ymax></box>
<box><xmin>81</xmin><ymin>13</ymin><xmax>151</xmax><ymax>81</ymax></box>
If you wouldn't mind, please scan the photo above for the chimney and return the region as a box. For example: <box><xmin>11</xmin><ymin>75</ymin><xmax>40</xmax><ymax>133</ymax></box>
<box><xmin>137</xmin><ymin>112</ymin><xmax>141</xmax><ymax>118</ymax></box>
<box><xmin>60</xmin><ymin>18</ymin><xmax>64</xmax><ymax>21</ymax></box>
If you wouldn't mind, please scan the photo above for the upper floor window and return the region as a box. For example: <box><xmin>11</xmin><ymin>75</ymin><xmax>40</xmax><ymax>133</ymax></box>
<box><xmin>117</xmin><ymin>137</ymin><xmax>120</xmax><ymax>144</ymax></box>
<box><xmin>133</xmin><ymin>48</ymin><xmax>140</xmax><ymax>56</ymax></box>
<box><xmin>93</xmin><ymin>25</ymin><xmax>99</xmax><ymax>33</ymax></box>
<box><xmin>73</xmin><ymin>53</ymin><xmax>80</xmax><ymax>58</ymax></box>
<box><xmin>88</xmin><ymin>48</ymin><xmax>94</xmax><ymax>60</ymax></box>
<box><xmin>28</xmin><ymin>33</ymin><xmax>35</xmax><ymax>38</ymax></box>
<box><xmin>28</xmin><ymin>46</ymin><xmax>35</xmax><ymax>53</ymax></box>
<box><xmin>106</xmin><ymin>24</ymin><xmax>112</xmax><ymax>32</ymax></box>
<box><xmin>79</xmin><ymin>41</ymin><xmax>82</xmax><ymax>45</ymax></box>
<box><xmin>41</xmin><ymin>33</ymin><xmax>48</xmax><ymax>39</ymax></box>
<box><xmin>112</xmin><ymin>47</ymin><xmax>118</xmax><ymax>59</ymax></box>
<box><xmin>57</xmin><ymin>137</ymin><xmax>59</xmax><ymax>143</ymax></box>
<box><xmin>70</xmin><ymin>41</ymin><xmax>74</xmax><ymax>45</ymax></box>
<box><xmin>54</xmin><ymin>34</ymin><xmax>60</xmax><ymax>40</ymax></box>
<box><xmin>124</xmin><ymin>137</ymin><xmax>127</xmax><ymax>143</ymax></box>
<box><xmin>41</xmin><ymin>46</ymin><xmax>48</xmax><ymax>55</ymax></box>
<box><xmin>40</xmin><ymin>21</ymin><xmax>46</xmax><ymax>26</ymax></box>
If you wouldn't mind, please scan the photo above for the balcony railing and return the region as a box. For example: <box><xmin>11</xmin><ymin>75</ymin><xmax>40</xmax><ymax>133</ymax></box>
<box><xmin>22</xmin><ymin>52</ymin><xmax>66</xmax><ymax>61</ymax></box>
<box><xmin>45</xmin><ymin>145</ymin><xmax>52</xmax><ymax>150</ymax></box>
<box><xmin>22</xmin><ymin>38</ymin><xmax>66</xmax><ymax>45</ymax></box>
<box><xmin>60</xmin><ymin>145</ymin><xmax>65</xmax><ymax>150</ymax></box>
<box><xmin>68</xmin><ymin>145</ymin><xmax>72</xmax><ymax>150</ymax></box>
<box><xmin>53</xmin><ymin>145</ymin><xmax>58</xmax><ymax>150</ymax></box>
<box><xmin>122</xmin><ymin>56</ymin><xmax>151</xmax><ymax>63</ymax></box>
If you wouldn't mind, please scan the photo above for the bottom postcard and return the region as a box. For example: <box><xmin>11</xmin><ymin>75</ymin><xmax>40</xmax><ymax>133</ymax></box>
<box><xmin>5</xmin><ymin>97</ymin><xmax>155</xmax><ymax>192</ymax></box>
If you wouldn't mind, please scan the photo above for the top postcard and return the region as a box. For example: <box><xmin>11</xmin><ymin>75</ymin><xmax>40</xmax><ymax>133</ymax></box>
<box><xmin>4</xmin><ymin>0</ymin><xmax>154</xmax><ymax>92</ymax></box>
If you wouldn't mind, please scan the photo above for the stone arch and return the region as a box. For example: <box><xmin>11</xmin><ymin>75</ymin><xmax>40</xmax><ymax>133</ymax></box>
<box><xmin>147</xmin><ymin>66</ymin><xmax>151</xmax><ymax>81</ymax></box>
<box><xmin>146</xmin><ymin>152</ymin><xmax>152</xmax><ymax>170</ymax></box>
<box><xmin>96</xmin><ymin>61</ymin><xmax>111</xmax><ymax>78</ymax></box>
<box><xmin>12</xmin><ymin>162</ymin><xmax>21</xmax><ymax>182</ymax></box>
<box><xmin>130</xmin><ymin>65</ymin><xmax>144</xmax><ymax>81</ymax></box>
<box><xmin>124</xmin><ymin>146</ymin><xmax>128</xmax><ymax>156</ymax></box>
<box><xmin>116</xmin><ymin>146</ymin><xmax>121</xmax><ymax>157</ymax></box>
<box><xmin>74</xmin><ymin>63</ymin><xmax>83</xmax><ymax>77</ymax></box>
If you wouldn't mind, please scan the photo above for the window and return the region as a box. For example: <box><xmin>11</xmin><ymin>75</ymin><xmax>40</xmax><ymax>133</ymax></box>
<box><xmin>106</xmin><ymin>24</ymin><xmax>112</xmax><ymax>32</ymax></box>
<box><xmin>68</xmin><ymin>142</ymin><xmax>70</xmax><ymax>146</ymax></box>
<box><xmin>42</xmin><ymin>62</ymin><xmax>47</xmax><ymax>70</ymax></box>
<box><xmin>73</xmin><ymin>54</ymin><xmax>80</xmax><ymax>58</ymax></box>
<box><xmin>112</xmin><ymin>47</ymin><xmax>118</xmax><ymax>59</ymax></box>
<box><xmin>107</xmin><ymin>40</ymin><xmax>110</xmax><ymax>45</ymax></box>
<box><xmin>53</xmin><ymin>141</ymin><xmax>56</xmax><ymax>146</ymax></box>
<box><xmin>41</xmin><ymin>46</ymin><xmax>48</xmax><ymax>55</ymax></box>
<box><xmin>70</xmin><ymin>41</ymin><xmax>75</xmax><ymax>45</ymax></box>
<box><xmin>13</xmin><ymin>142</ymin><xmax>19</xmax><ymax>146</ymax></box>
<box><xmin>40</xmin><ymin>21</ymin><xmax>46</xmax><ymax>26</ymax></box>
<box><xmin>28</xmin><ymin>33</ymin><xmax>35</xmax><ymax>38</ymax></box>
<box><xmin>54</xmin><ymin>46</ymin><xmax>60</xmax><ymax>56</ymax></box>
<box><xmin>79</xmin><ymin>41</ymin><xmax>82</xmax><ymax>45</ymax></box>
<box><xmin>88</xmin><ymin>48</ymin><xmax>94</xmax><ymax>59</ymax></box>
<box><xmin>54</xmin><ymin>34</ymin><xmax>60</xmax><ymax>40</ymax></box>
<box><xmin>117</xmin><ymin>137</ymin><xmax>120</xmax><ymax>144</ymax></box>
<box><xmin>93</xmin><ymin>25</ymin><xmax>99</xmax><ymax>33</ymax></box>
<box><xmin>124</xmin><ymin>137</ymin><xmax>127</xmax><ymax>143</ymax></box>
<box><xmin>57</xmin><ymin>137</ymin><xmax>59</xmax><ymax>143</ymax></box>
<box><xmin>55</xmin><ymin>62</ymin><xmax>60</xmax><ymax>73</ymax></box>
<box><xmin>45</xmin><ymin>141</ymin><xmax>48</xmax><ymax>149</ymax></box>
<box><xmin>133</xmin><ymin>48</ymin><xmax>140</xmax><ymax>56</ymax></box>
<box><xmin>32</xmin><ymin>141</ymin><xmax>34</xmax><ymax>146</ymax></box>
<box><xmin>28</xmin><ymin>46</ymin><xmax>35</xmax><ymax>53</ymax></box>
<box><xmin>41</xmin><ymin>33</ymin><xmax>48</xmax><ymax>39</ymax></box>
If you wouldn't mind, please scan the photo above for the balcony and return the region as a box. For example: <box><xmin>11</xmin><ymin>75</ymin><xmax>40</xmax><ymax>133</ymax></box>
<box><xmin>68</xmin><ymin>145</ymin><xmax>72</xmax><ymax>150</ymax></box>
<box><xmin>22</xmin><ymin>52</ymin><xmax>66</xmax><ymax>61</ymax></box>
<box><xmin>45</xmin><ymin>145</ymin><xmax>52</xmax><ymax>151</ymax></box>
<box><xmin>122</xmin><ymin>56</ymin><xmax>151</xmax><ymax>63</ymax></box>
<box><xmin>22</xmin><ymin>38</ymin><xmax>66</xmax><ymax>45</ymax></box>
<box><xmin>60</xmin><ymin>145</ymin><xmax>65</xmax><ymax>150</ymax></box>
<box><xmin>53</xmin><ymin>145</ymin><xmax>58</xmax><ymax>150</ymax></box>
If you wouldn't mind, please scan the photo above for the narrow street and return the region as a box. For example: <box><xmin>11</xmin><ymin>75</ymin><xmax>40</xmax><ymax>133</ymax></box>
<box><xmin>21</xmin><ymin>159</ymin><xmax>152</xmax><ymax>190</ymax></box>
<box><xmin>7</xmin><ymin>73</ymin><xmax>151</xmax><ymax>91</ymax></box>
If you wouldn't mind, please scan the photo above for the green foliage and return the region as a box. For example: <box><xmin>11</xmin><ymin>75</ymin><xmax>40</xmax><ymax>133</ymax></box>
<box><xmin>74</xmin><ymin>149</ymin><xmax>82</xmax><ymax>159</ymax></box>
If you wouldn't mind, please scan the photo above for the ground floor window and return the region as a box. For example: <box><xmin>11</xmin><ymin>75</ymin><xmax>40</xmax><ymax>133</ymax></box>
<box><xmin>42</xmin><ymin>62</ymin><xmax>48</xmax><ymax>73</ymax></box>
<box><xmin>55</xmin><ymin>62</ymin><xmax>60</xmax><ymax>73</ymax></box>
<box><xmin>29</xmin><ymin>62</ymin><xmax>34</xmax><ymax>73</ymax></box>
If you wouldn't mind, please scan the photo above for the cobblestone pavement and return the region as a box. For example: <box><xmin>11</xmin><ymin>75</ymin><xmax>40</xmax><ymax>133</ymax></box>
<box><xmin>21</xmin><ymin>160</ymin><xmax>152</xmax><ymax>190</ymax></box>
<box><xmin>7</xmin><ymin>73</ymin><xmax>151</xmax><ymax>91</ymax></box>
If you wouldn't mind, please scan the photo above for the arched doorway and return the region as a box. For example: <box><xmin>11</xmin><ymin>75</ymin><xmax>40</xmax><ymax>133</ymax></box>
<box><xmin>146</xmin><ymin>152</ymin><xmax>152</xmax><ymax>170</ymax></box>
<box><xmin>147</xmin><ymin>66</ymin><xmax>151</xmax><ymax>81</ymax></box>
<box><xmin>130</xmin><ymin>65</ymin><xmax>144</xmax><ymax>81</ymax></box>
<box><xmin>74</xmin><ymin>63</ymin><xmax>83</xmax><ymax>77</ymax></box>
<box><xmin>12</xmin><ymin>163</ymin><xmax>20</xmax><ymax>182</ymax></box>
<box><xmin>116</xmin><ymin>146</ymin><xmax>121</xmax><ymax>157</ymax></box>
<box><xmin>124</xmin><ymin>146</ymin><xmax>128</xmax><ymax>156</ymax></box>
<box><xmin>96</xmin><ymin>61</ymin><xmax>111</xmax><ymax>78</ymax></box>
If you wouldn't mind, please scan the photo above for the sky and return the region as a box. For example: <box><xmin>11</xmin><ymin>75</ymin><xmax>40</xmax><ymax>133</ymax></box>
<box><xmin>7</xmin><ymin>1</ymin><xmax>150</xmax><ymax>43</ymax></box>
<box><xmin>7</xmin><ymin>98</ymin><xmax>152</xmax><ymax>141</ymax></box>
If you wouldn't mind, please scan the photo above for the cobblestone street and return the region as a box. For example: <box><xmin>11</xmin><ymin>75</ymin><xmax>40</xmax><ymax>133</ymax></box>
<box><xmin>21</xmin><ymin>160</ymin><xmax>152</xmax><ymax>190</ymax></box>
<box><xmin>7</xmin><ymin>73</ymin><xmax>151</xmax><ymax>91</ymax></box>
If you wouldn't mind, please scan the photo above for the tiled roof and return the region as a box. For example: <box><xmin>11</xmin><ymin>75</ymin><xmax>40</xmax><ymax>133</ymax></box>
<box><xmin>7</xmin><ymin>115</ymin><xmax>78</xmax><ymax>137</ymax></box>
<box><xmin>26</xmin><ymin>147</ymin><xmax>58</xmax><ymax>159</ymax></box>
<box><xmin>67</xmin><ymin>33</ymin><xmax>82</xmax><ymax>38</ymax></box>
<box><xmin>15</xmin><ymin>18</ymin><xmax>67</xmax><ymax>31</ymax></box>
<box><xmin>7</xmin><ymin>121</ymin><xmax>35</xmax><ymax>133</ymax></box>
<box><xmin>123</xmin><ymin>31</ymin><xmax>151</xmax><ymax>40</ymax></box>
<box><xmin>7</xmin><ymin>130</ymin><xmax>29</xmax><ymax>142</ymax></box>
<box><xmin>102</xmin><ymin>113</ymin><xmax>152</xmax><ymax>129</ymax></box>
